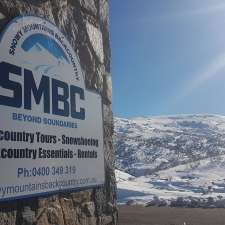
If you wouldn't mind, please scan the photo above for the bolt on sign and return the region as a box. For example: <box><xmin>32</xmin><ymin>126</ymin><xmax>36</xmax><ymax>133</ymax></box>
<box><xmin>0</xmin><ymin>16</ymin><xmax>105</xmax><ymax>201</ymax></box>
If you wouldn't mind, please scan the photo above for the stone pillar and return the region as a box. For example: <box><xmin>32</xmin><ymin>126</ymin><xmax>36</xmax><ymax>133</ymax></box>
<box><xmin>0</xmin><ymin>1</ymin><xmax>117</xmax><ymax>225</ymax></box>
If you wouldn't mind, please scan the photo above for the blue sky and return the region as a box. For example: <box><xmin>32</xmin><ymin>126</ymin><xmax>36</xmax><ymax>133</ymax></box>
<box><xmin>110</xmin><ymin>0</ymin><xmax>225</xmax><ymax>118</ymax></box>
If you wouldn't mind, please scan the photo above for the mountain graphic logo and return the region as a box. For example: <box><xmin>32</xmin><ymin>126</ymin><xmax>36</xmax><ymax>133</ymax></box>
<box><xmin>21</xmin><ymin>33</ymin><xmax>69</xmax><ymax>64</ymax></box>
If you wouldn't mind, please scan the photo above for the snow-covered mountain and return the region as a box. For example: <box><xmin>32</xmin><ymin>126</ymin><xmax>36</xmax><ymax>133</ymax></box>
<box><xmin>114</xmin><ymin>115</ymin><xmax>225</xmax><ymax>176</ymax></box>
<box><xmin>114</xmin><ymin>115</ymin><xmax>225</xmax><ymax>205</ymax></box>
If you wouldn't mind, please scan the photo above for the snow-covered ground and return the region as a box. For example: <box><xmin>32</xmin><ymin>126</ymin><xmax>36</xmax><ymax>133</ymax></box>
<box><xmin>115</xmin><ymin>115</ymin><xmax>225</xmax><ymax>206</ymax></box>
<box><xmin>116</xmin><ymin>156</ymin><xmax>225</xmax><ymax>204</ymax></box>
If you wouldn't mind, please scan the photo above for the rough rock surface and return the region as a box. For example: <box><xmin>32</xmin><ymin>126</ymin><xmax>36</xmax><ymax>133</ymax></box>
<box><xmin>0</xmin><ymin>0</ymin><xmax>117</xmax><ymax>225</ymax></box>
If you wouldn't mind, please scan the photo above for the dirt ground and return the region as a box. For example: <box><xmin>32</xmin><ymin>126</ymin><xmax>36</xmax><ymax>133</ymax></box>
<box><xmin>118</xmin><ymin>205</ymin><xmax>225</xmax><ymax>225</ymax></box>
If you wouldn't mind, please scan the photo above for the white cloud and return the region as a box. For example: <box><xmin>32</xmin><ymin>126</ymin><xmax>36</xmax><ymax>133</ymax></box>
<box><xmin>179</xmin><ymin>52</ymin><xmax>225</xmax><ymax>100</ymax></box>
<box><xmin>139</xmin><ymin>2</ymin><xmax>225</xmax><ymax>25</ymax></box>
<box><xmin>180</xmin><ymin>2</ymin><xmax>225</xmax><ymax>17</ymax></box>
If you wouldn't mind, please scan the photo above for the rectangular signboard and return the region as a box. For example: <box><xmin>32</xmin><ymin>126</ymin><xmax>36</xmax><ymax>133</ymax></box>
<box><xmin>0</xmin><ymin>16</ymin><xmax>105</xmax><ymax>201</ymax></box>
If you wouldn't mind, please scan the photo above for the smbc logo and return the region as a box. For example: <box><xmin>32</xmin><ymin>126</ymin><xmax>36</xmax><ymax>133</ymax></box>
<box><xmin>0</xmin><ymin>62</ymin><xmax>86</xmax><ymax>120</ymax></box>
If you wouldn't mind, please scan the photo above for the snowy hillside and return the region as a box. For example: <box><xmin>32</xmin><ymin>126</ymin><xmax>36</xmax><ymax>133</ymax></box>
<box><xmin>116</xmin><ymin>156</ymin><xmax>225</xmax><ymax>205</ymax></box>
<box><xmin>114</xmin><ymin>115</ymin><xmax>225</xmax><ymax>206</ymax></box>
<box><xmin>114</xmin><ymin>115</ymin><xmax>225</xmax><ymax>176</ymax></box>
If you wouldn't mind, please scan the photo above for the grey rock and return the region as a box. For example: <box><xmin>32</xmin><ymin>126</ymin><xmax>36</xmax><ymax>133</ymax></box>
<box><xmin>99</xmin><ymin>0</ymin><xmax>109</xmax><ymax>26</ymax></box>
<box><xmin>82</xmin><ymin>201</ymin><xmax>95</xmax><ymax>217</ymax></box>
<box><xmin>0</xmin><ymin>12</ymin><xmax>5</xmax><ymax>19</ymax></box>
<box><xmin>0</xmin><ymin>211</ymin><xmax>17</xmax><ymax>225</ymax></box>
<box><xmin>78</xmin><ymin>0</ymin><xmax>97</xmax><ymax>17</ymax></box>
<box><xmin>100</xmin><ymin>214</ymin><xmax>113</xmax><ymax>225</ymax></box>
<box><xmin>86</xmin><ymin>21</ymin><xmax>104</xmax><ymax>64</ymax></box>
<box><xmin>103</xmin><ymin>72</ymin><xmax>112</xmax><ymax>104</ymax></box>
<box><xmin>99</xmin><ymin>0</ymin><xmax>111</xmax><ymax>73</ymax></box>
<box><xmin>21</xmin><ymin>207</ymin><xmax>36</xmax><ymax>225</ymax></box>
<box><xmin>106</xmin><ymin>202</ymin><xmax>115</xmax><ymax>213</ymax></box>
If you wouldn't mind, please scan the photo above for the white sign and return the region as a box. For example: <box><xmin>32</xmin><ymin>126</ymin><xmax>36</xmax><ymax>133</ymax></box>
<box><xmin>0</xmin><ymin>16</ymin><xmax>105</xmax><ymax>201</ymax></box>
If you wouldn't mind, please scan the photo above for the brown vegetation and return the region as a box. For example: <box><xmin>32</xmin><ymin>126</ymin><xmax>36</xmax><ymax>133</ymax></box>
<box><xmin>119</xmin><ymin>205</ymin><xmax>225</xmax><ymax>225</ymax></box>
